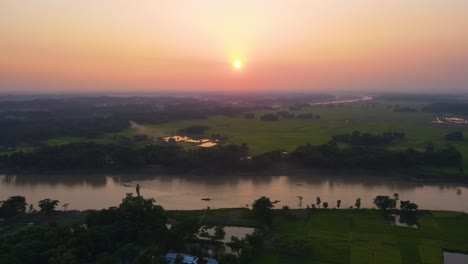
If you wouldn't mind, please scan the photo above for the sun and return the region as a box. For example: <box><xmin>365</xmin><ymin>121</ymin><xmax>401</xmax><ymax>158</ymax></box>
<box><xmin>233</xmin><ymin>59</ymin><xmax>242</xmax><ymax>70</ymax></box>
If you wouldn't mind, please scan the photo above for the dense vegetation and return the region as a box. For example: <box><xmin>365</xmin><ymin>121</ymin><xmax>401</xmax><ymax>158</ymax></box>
<box><xmin>423</xmin><ymin>103</ymin><xmax>468</xmax><ymax>115</ymax></box>
<box><xmin>0</xmin><ymin>97</ymin><xmax>264</xmax><ymax>145</ymax></box>
<box><xmin>445</xmin><ymin>131</ymin><xmax>464</xmax><ymax>141</ymax></box>
<box><xmin>1</xmin><ymin>94</ymin><xmax>467</xmax><ymax>176</ymax></box>
<box><xmin>0</xmin><ymin>194</ymin><xmax>264</xmax><ymax>264</ymax></box>
<box><xmin>332</xmin><ymin>131</ymin><xmax>405</xmax><ymax>146</ymax></box>
<box><xmin>0</xmin><ymin>194</ymin><xmax>170</xmax><ymax>263</ymax></box>
<box><xmin>1</xmin><ymin>194</ymin><xmax>467</xmax><ymax>264</ymax></box>
<box><xmin>0</xmin><ymin>136</ymin><xmax>462</xmax><ymax>172</ymax></box>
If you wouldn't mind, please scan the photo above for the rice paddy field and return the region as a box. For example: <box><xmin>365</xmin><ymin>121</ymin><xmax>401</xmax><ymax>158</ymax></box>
<box><xmin>255</xmin><ymin>209</ymin><xmax>468</xmax><ymax>264</ymax></box>
<box><xmin>39</xmin><ymin>100</ymin><xmax>468</xmax><ymax>174</ymax></box>
<box><xmin>148</xmin><ymin>100</ymin><xmax>468</xmax><ymax>170</ymax></box>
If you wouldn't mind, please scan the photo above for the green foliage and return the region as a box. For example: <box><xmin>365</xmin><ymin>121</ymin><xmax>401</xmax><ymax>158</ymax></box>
<box><xmin>445</xmin><ymin>131</ymin><xmax>464</xmax><ymax>141</ymax></box>
<box><xmin>252</xmin><ymin>196</ymin><xmax>275</xmax><ymax>226</ymax></box>
<box><xmin>332</xmin><ymin>131</ymin><xmax>405</xmax><ymax>146</ymax></box>
<box><xmin>214</xmin><ymin>225</ymin><xmax>226</xmax><ymax>241</ymax></box>
<box><xmin>373</xmin><ymin>196</ymin><xmax>395</xmax><ymax>210</ymax></box>
<box><xmin>38</xmin><ymin>199</ymin><xmax>59</xmax><ymax>214</ymax></box>
<box><xmin>252</xmin><ymin>209</ymin><xmax>468</xmax><ymax>264</ymax></box>
<box><xmin>400</xmin><ymin>200</ymin><xmax>418</xmax><ymax>210</ymax></box>
<box><xmin>355</xmin><ymin>198</ymin><xmax>361</xmax><ymax>209</ymax></box>
<box><xmin>218</xmin><ymin>253</ymin><xmax>240</xmax><ymax>264</ymax></box>
<box><xmin>177</xmin><ymin>125</ymin><xmax>210</xmax><ymax>135</ymax></box>
<box><xmin>0</xmin><ymin>196</ymin><xmax>27</xmax><ymax>218</ymax></box>
<box><xmin>0</xmin><ymin>194</ymin><xmax>169</xmax><ymax>264</ymax></box>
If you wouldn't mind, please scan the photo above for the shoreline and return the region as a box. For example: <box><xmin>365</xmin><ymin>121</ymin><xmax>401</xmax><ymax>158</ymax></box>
<box><xmin>1</xmin><ymin>165</ymin><xmax>467</xmax><ymax>185</ymax></box>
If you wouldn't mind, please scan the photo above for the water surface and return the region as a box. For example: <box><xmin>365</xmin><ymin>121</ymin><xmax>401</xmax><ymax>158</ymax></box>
<box><xmin>0</xmin><ymin>173</ymin><xmax>466</xmax><ymax>211</ymax></box>
<box><xmin>444</xmin><ymin>252</ymin><xmax>468</xmax><ymax>264</ymax></box>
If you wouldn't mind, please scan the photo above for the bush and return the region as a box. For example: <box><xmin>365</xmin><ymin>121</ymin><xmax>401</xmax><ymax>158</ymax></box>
<box><xmin>260</xmin><ymin>114</ymin><xmax>279</xmax><ymax>121</ymax></box>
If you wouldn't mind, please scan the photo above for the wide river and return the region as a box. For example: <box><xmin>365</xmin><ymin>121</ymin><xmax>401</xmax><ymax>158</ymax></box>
<box><xmin>0</xmin><ymin>173</ymin><xmax>466</xmax><ymax>212</ymax></box>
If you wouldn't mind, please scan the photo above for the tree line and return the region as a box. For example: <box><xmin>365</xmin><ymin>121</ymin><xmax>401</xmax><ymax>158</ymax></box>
<box><xmin>332</xmin><ymin>131</ymin><xmax>405</xmax><ymax>146</ymax></box>
<box><xmin>0</xmin><ymin>138</ymin><xmax>462</xmax><ymax>172</ymax></box>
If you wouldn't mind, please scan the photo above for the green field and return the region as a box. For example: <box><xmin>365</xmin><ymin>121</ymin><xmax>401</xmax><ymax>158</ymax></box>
<box><xmin>34</xmin><ymin>100</ymin><xmax>468</xmax><ymax>172</ymax></box>
<box><xmin>169</xmin><ymin>208</ymin><xmax>468</xmax><ymax>264</ymax></box>
<box><xmin>253</xmin><ymin>209</ymin><xmax>468</xmax><ymax>264</ymax></box>
<box><xmin>147</xmin><ymin>101</ymin><xmax>468</xmax><ymax>168</ymax></box>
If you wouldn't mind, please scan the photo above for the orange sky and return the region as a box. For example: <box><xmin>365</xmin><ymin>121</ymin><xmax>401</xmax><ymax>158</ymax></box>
<box><xmin>0</xmin><ymin>1</ymin><xmax>467</xmax><ymax>93</ymax></box>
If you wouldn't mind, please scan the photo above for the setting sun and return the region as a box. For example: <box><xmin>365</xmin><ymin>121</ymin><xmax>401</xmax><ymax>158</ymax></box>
<box><xmin>233</xmin><ymin>60</ymin><xmax>243</xmax><ymax>70</ymax></box>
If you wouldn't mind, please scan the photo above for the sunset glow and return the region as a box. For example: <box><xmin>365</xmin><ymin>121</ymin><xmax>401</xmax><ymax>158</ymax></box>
<box><xmin>233</xmin><ymin>60</ymin><xmax>243</xmax><ymax>70</ymax></box>
<box><xmin>0</xmin><ymin>1</ymin><xmax>467</xmax><ymax>93</ymax></box>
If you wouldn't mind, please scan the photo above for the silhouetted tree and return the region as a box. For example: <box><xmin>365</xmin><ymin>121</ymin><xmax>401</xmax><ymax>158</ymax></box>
<box><xmin>252</xmin><ymin>196</ymin><xmax>275</xmax><ymax>226</ymax></box>
<box><xmin>392</xmin><ymin>193</ymin><xmax>399</xmax><ymax>209</ymax></box>
<box><xmin>0</xmin><ymin>196</ymin><xmax>27</xmax><ymax>218</ymax></box>
<box><xmin>373</xmin><ymin>195</ymin><xmax>394</xmax><ymax>210</ymax></box>
<box><xmin>400</xmin><ymin>200</ymin><xmax>418</xmax><ymax>211</ymax></box>
<box><xmin>355</xmin><ymin>198</ymin><xmax>361</xmax><ymax>209</ymax></box>
<box><xmin>336</xmin><ymin>200</ymin><xmax>341</xmax><ymax>209</ymax></box>
<box><xmin>297</xmin><ymin>196</ymin><xmax>303</xmax><ymax>209</ymax></box>
<box><xmin>38</xmin><ymin>199</ymin><xmax>59</xmax><ymax>214</ymax></box>
<box><xmin>214</xmin><ymin>225</ymin><xmax>226</xmax><ymax>241</ymax></box>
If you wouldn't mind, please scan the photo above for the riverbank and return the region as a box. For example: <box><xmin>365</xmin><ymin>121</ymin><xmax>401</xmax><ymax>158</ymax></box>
<box><xmin>2</xmin><ymin>164</ymin><xmax>467</xmax><ymax>185</ymax></box>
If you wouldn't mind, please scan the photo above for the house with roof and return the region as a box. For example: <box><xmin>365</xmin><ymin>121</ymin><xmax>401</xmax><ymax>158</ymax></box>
<box><xmin>165</xmin><ymin>253</ymin><xmax>199</xmax><ymax>264</ymax></box>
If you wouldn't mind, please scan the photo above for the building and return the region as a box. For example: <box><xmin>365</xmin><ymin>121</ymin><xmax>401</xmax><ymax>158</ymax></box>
<box><xmin>165</xmin><ymin>253</ymin><xmax>199</xmax><ymax>264</ymax></box>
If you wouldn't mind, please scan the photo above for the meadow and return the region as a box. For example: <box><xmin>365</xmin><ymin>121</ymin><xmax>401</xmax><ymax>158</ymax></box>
<box><xmin>253</xmin><ymin>209</ymin><xmax>468</xmax><ymax>264</ymax></box>
<box><xmin>38</xmin><ymin>100</ymin><xmax>468</xmax><ymax>174</ymax></box>
<box><xmin>167</xmin><ymin>207</ymin><xmax>468</xmax><ymax>264</ymax></box>
<box><xmin>149</xmin><ymin>101</ymin><xmax>468</xmax><ymax>169</ymax></box>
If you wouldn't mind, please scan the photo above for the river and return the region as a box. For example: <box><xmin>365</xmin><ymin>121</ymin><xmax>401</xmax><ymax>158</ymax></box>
<box><xmin>0</xmin><ymin>173</ymin><xmax>466</xmax><ymax>212</ymax></box>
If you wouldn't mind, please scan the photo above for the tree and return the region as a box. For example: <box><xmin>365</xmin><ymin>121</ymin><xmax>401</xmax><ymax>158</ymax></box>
<box><xmin>323</xmin><ymin>202</ymin><xmax>329</xmax><ymax>209</ymax></box>
<box><xmin>393</xmin><ymin>193</ymin><xmax>399</xmax><ymax>209</ymax></box>
<box><xmin>400</xmin><ymin>200</ymin><xmax>418</xmax><ymax>211</ymax></box>
<box><xmin>281</xmin><ymin>205</ymin><xmax>291</xmax><ymax>217</ymax></box>
<box><xmin>355</xmin><ymin>198</ymin><xmax>361</xmax><ymax>209</ymax></box>
<box><xmin>444</xmin><ymin>131</ymin><xmax>464</xmax><ymax>141</ymax></box>
<box><xmin>316</xmin><ymin>196</ymin><xmax>321</xmax><ymax>208</ymax></box>
<box><xmin>252</xmin><ymin>196</ymin><xmax>275</xmax><ymax>226</ymax></box>
<box><xmin>260</xmin><ymin>114</ymin><xmax>279</xmax><ymax>121</ymax></box>
<box><xmin>214</xmin><ymin>225</ymin><xmax>226</xmax><ymax>241</ymax></box>
<box><xmin>38</xmin><ymin>199</ymin><xmax>59</xmax><ymax>214</ymax></box>
<box><xmin>297</xmin><ymin>196</ymin><xmax>303</xmax><ymax>209</ymax></box>
<box><xmin>336</xmin><ymin>200</ymin><xmax>341</xmax><ymax>209</ymax></box>
<box><xmin>373</xmin><ymin>195</ymin><xmax>394</xmax><ymax>210</ymax></box>
<box><xmin>27</xmin><ymin>204</ymin><xmax>36</xmax><ymax>214</ymax></box>
<box><xmin>218</xmin><ymin>253</ymin><xmax>240</xmax><ymax>264</ymax></box>
<box><xmin>0</xmin><ymin>196</ymin><xmax>27</xmax><ymax>218</ymax></box>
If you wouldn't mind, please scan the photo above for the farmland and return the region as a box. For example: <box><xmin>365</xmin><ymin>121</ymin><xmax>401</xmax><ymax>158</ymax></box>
<box><xmin>144</xmin><ymin>100</ymin><xmax>468</xmax><ymax>169</ymax></box>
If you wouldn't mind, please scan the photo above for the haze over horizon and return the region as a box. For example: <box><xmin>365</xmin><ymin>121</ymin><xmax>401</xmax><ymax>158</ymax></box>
<box><xmin>1</xmin><ymin>1</ymin><xmax>467</xmax><ymax>93</ymax></box>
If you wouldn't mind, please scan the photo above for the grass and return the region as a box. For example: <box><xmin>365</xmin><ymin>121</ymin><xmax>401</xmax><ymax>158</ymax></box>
<box><xmin>150</xmin><ymin>101</ymin><xmax>468</xmax><ymax>168</ymax></box>
<box><xmin>251</xmin><ymin>209</ymin><xmax>468</xmax><ymax>264</ymax></box>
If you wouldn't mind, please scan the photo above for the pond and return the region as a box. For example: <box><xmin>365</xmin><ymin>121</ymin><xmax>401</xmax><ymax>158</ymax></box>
<box><xmin>198</xmin><ymin>226</ymin><xmax>255</xmax><ymax>243</ymax></box>
<box><xmin>387</xmin><ymin>214</ymin><xmax>418</xmax><ymax>228</ymax></box>
<box><xmin>444</xmin><ymin>252</ymin><xmax>468</xmax><ymax>264</ymax></box>
<box><xmin>162</xmin><ymin>136</ymin><xmax>218</xmax><ymax>147</ymax></box>
<box><xmin>0</xmin><ymin>173</ymin><xmax>467</xmax><ymax>211</ymax></box>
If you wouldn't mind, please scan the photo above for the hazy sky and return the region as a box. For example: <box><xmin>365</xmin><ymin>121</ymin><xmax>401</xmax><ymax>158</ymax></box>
<box><xmin>0</xmin><ymin>1</ymin><xmax>467</xmax><ymax>93</ymax></box>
